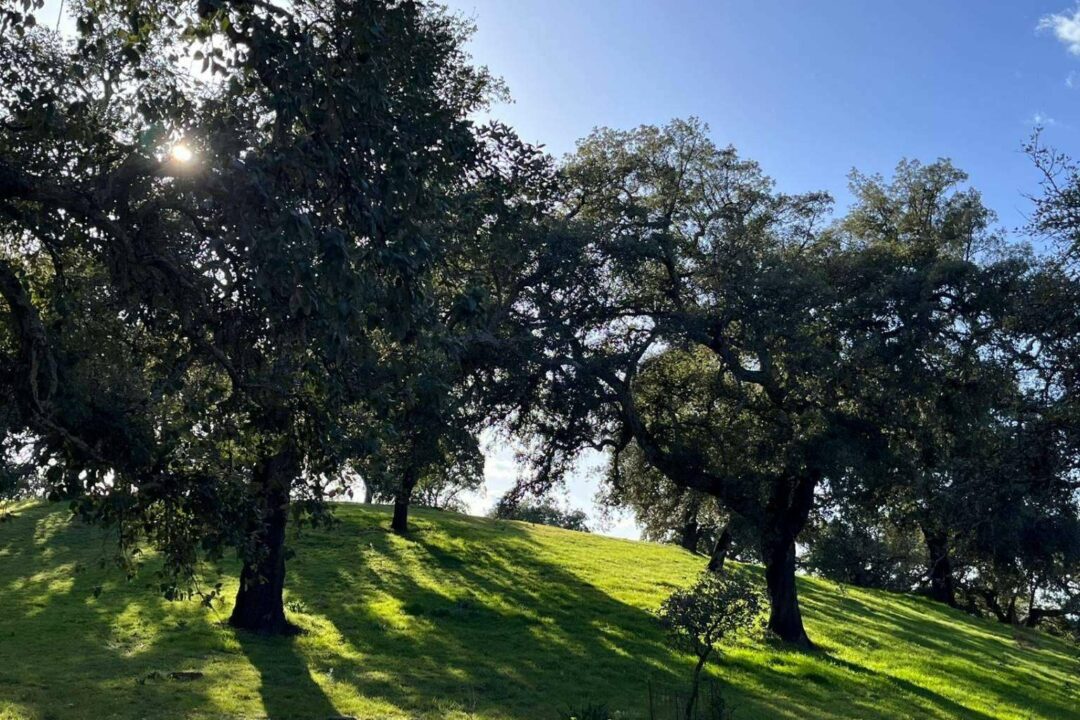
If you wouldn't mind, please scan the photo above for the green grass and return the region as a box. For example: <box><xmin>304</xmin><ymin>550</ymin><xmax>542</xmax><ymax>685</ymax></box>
<box><xmin>0</xmin><ymin>502</ymin><xmax>1076</xmax><ymax>720</ymax></box>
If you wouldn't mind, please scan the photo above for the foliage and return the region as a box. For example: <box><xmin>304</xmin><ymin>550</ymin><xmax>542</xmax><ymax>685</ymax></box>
<box><xmin>830</xmin><ymin>158</ymin><xmax>1080</xmax><ymax>620</ymax></box>
<box><xmin>517</xmin><ymin>121</ymin><xmax>1078</xmax><ymax>648</ymax></box>
<box><xmin>0</xmin><ymin>0</ymin><xmax>551</xmax><ymax>631</ymax></box>
<box><xmin>803</xmin><ymin>511</ymin><xmax>924</xmax><ymax>592</ymax></box>
<box><xmin>602</xmin><ymin>444</ymin><xmax>725</xmax><ymax>554</ymax></box>
<box><xmin>491</xmin><ymin>494</ymin><xmax>590</xmax><ymax>532</ymax></box>
<box><xmin>659</xmin><ymin>571</ymin><xmax>764</xmax><ymax>720</ymax></box>
<box><xmin>1026</xmin><ymin>132</ymin><xmax>1080</xmax><ymax>269</ymax></box>
<box><xmin>659</xmin><ymin>571</ymin><xmax>765</xmax><ymax>662</ymax></box>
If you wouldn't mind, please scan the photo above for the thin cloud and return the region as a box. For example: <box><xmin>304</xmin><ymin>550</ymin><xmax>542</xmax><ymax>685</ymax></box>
<box><xmin>1031</xmin><ymin>111</ymin><xmax>1058</xmax><ymax>126</ymax></box>
<box><xmin>1039</xmin><ymin>6</ymin><xmax>1080</xmax><ymax>55</ymax></box>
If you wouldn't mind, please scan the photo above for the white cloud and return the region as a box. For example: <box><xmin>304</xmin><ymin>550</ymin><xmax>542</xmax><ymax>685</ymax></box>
<box><xmin>1039</xmin><ymin>6</ymin><xmax>1080</xmax><ymax>55</ymax></box>
<box><xmin>1068</xmin><ymin>71</ymin><xmax>1078</xmax><ymax>87</ymax></box>
<box><xmin>1031</xmin><ymin>111</ymin><xmax>1058</xmax><ymax>126</ymax></box>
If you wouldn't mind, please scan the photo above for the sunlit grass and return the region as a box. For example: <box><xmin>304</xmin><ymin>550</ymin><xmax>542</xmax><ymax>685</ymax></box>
<box><xmin>0</xmin><ymin>503</ymin><xmax>1076</xmax><ymax>719</ymax></box>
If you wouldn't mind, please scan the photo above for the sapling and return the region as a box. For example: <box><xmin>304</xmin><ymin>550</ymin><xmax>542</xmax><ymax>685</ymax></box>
<box><xmin>658</xmin><ymin>571</ymin><xmax>765</xmax><ymax>720</ymax></box>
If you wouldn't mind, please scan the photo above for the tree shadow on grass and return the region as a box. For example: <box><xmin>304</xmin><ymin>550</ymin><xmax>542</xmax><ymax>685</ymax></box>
<box><xmin>3</xmin><ymin>504</ymin><xmax>1077</xmax><ymax>720</ymax></box>
<box><xmin>796</xmin><ymin>580</ymin><xmax>1080</xmax><ymax>719</ymax></box>
<box><xmin>0</xmin><ymin>505</ymin><xmax>226</xmax><ymax>718</ymax></box>
<box><xmin>234</xmin><ymin>631</ymin><xmax>340</xmax><ymax>720</ymax></box>
<box><xmin>282</xmin><ymin>510</ymin><xmax>693</xmax><ymax>717</ymax></box>
<box><xmin>279</xmin><ymin>507</ymin><xmax>1048</xmax><ymax>720</ymax></box>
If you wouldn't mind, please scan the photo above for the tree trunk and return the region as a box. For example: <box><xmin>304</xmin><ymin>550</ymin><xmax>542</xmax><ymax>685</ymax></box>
<box><xmin>707</xmin><ymin>524</ymin><xmax>732</xmax><ymax>574</ymax></box>
<box><xmin>676</xmin><ymin>493</ymin><xmax>703</xmax><ymax>553</ymax></box>
<box><xmin>979</xmin><ymin>588</ymin><xmax>1009</xmax><ymax>623</ymax></box>
<box><xmin>390</xmin><ymin>466</ymin><xmax>419</xmax><ymax>535</ymax></box>
<box><xmin>678</xmin><ymin>518</ymin><xmax>702</xmax><ymax>553</ymax></box>
<box><xmin>760</xmin><ymin>474</ymin><xmax>817</xmax><ymax>648</ymax></box>
<box><xmin>923</xmin><ymin>531</ymin><xmax>957</xmax><ymax>607</ymax></box>
<box><xmin>763</xmin><ymin>530</ymin><xmax>812</xmax><ymax>647</ymax></box>
<box><xmin>229</xmin><ymin>447</ymin><xmax>299</xmax><ymax>635</ymax></box>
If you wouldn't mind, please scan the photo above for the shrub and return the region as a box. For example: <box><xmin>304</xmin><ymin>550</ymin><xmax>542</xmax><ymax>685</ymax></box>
<box><xmin>658</xmin><ymin>571</ymin><xmax>765</xmax><ymax>720</ymax></box>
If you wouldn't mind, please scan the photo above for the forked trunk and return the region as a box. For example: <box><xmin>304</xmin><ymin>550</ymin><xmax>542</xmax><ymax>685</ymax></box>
<box><xmin>229</xmin><ymin>447</ymin><xmax>299</xmax><ymax>635</ymax></box>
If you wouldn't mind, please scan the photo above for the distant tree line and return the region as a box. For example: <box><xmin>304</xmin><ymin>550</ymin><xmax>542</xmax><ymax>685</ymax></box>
<box><xmin>1</xmin><ymin>0</ymin><xmax>1076</xmax><ymax>647</ymax></box>
<box><xmin>489</xmin><ymin>494</ymin><xmax>591</xmax><ymax>533</ymax></box>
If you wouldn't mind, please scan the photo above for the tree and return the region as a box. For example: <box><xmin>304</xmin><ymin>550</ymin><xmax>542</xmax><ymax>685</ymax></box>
<box><xmin>512</xmin><ymin>119</ymin><xmax>876</xmax><ymax>646</ymax></box>
<box><xmin>353</xmin><ymin>126</ymin><xmax>565</xmax><ymax>534</ymax></box>
<box><xmin>803</xmin><ymin>506</ymin><xmax>924</xmax><ymax>592</ymax></box>
<box><xmin>490</xmin><ymin>494</ymin><xmax>591</xmax><ymax>532</ymax></box>
<box><xmin>658</xmin><ymin>571</ymin><xmax>764</xmax><ymax>720</ymax></box>
<box><xmin>833</xmin><ymin>159</ymin><xmax>1080</xmax><ymax>619</ymax></box>
<box><xmin>0</xmin><ymin>0</ymin><xmax>510</xmax><ymax>633</ymax></box>
<box><xmin>1027</xmin><ymin>133</ymin><xmax>1080</xmax><ymax>269</ymax></box>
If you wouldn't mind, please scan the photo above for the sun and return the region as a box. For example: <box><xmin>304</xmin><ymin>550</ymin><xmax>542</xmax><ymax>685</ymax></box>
<box><xmin>170</xmin><ymin>143</ymin><xmax>194</xmax><ymax>163</ymax></box>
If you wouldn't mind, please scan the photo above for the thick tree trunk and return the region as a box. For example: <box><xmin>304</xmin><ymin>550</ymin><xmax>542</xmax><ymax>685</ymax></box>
<box><xmin>391</xmin><ymin>495</ymin><xmax>410</xmax><ymax>534</ymax></box>
<box><xmin>390</xmin><ymin>466</ymin><xmax>419</xmax><ymax>535</ymax></box>
<box><xmin>760</xmin><ymin>474</ymin><xmax>817</xmax><ymax>648</ymax></box>
<box><xmin>229</xmin><ymin>447</ymin><xmax>299</xmax><ymax>635</ymax></box>
<box><xmin>923</xmin><ymin>531</ymin><xmax>957</xmax><ymax>608</ymax></box>
<box><xmin>707</xmin><ymin>524</ymin><xmax>732</xmax><ymax>574</ymax></box>
<box><xmin>763</xmin><ymin>530</ymin><xmax>812</xmax><ymax>647</ymax></box>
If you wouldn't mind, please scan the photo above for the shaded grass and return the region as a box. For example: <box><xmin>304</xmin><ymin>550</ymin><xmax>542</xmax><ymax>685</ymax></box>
<box><xmin>0</xmin><ymin>502</ymin><xmax>1076</xmax><ymax>719</ymax></box>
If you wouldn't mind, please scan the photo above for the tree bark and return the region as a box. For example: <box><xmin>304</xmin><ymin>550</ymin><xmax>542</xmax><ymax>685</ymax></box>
<box><xmin>678</xmin><ymin>517</ymin><xmax>702</xmax><ymax>553</ymax></box>
<box><xmin>923</xmin><ymin>530</ymin><xmax>957</xmax><ymax>608</ymax></box>
<box><xmin>763</xmin><ymin>530</ymin><xmax>812</xmax><ymax>647</ymax></box>
<box><xmin>707</xmin><ymin>524</ymin><xmax>732</xmax><ymax>574</ymax></box>
<box><xmin>390</xmin><ymin>466</ymin><xmax>419</xmax><ymax>535</ymax></box>
<box><xmin>761</xmin><ymin>475</ymin><xmax>816</xmax><ymax>648</ymax></box>
<box><xmin>978</xmin><ymin>588</ymin><xmax>1010</xmax><ymax>623</ymax></box>
<box><xmin>229</xmin><ymin>446</ymin><xmax>299</xmax><ymax>635</ymax></box>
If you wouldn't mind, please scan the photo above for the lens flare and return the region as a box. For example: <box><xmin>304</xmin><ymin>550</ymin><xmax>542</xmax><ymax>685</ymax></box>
<box><xmin>170</xmin><ymin>144</ymin><xmax>194</xmax><ymax>163</ymax></box>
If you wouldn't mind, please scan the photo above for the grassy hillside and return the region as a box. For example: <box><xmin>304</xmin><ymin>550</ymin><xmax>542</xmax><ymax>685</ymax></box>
<box><xmin>0</xmin><ymin>503</ymin><xmax>1076</xmax><ymax>720</ymax></box>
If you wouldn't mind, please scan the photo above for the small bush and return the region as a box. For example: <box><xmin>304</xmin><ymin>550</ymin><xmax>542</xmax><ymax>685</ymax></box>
<box><xmin>658</xmin><ymin>571</ymin><xmax>764</xmax><ymax>720</ymax></box>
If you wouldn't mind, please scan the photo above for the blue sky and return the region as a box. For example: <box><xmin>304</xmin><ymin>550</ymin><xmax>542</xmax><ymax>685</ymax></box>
<box><xmin>448</xmin><ymin>0</ymin><xmax>1080</xmax><ymax>228</ymax></box>
<box><xmin>449</xmin><ymin>0</ymin><xmax>1080</xmax><ymax>535</ymax></box>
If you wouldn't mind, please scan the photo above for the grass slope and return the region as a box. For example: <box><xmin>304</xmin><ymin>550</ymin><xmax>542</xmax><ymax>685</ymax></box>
<box><xmin>0</xmin><ymin>503</ymin><xmax>1077</xmax><ymax>720</ymax></box>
